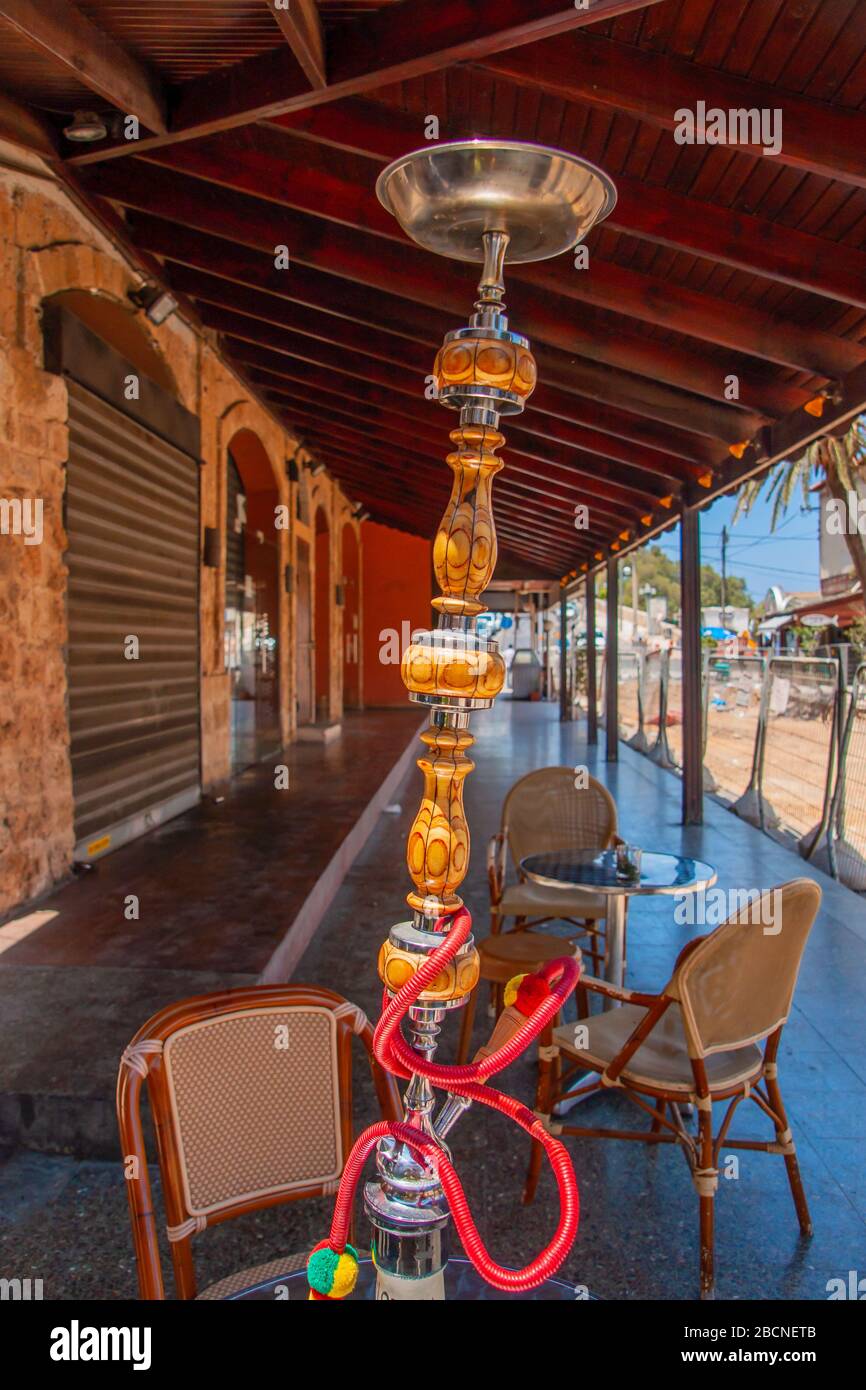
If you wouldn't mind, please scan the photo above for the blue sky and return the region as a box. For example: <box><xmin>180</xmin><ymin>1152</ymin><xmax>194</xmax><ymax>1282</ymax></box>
<box><xmin>648</xmin><ymin>486</ymin><xmax>820</xmax><ymax>603</ymax></box>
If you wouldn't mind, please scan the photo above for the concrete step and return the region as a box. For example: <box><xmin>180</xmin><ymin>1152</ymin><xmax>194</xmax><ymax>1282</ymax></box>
<box><xmin>0</xmin><ymin>964</ymin><xmax>254</xmax><ymax>1159</ymax></box>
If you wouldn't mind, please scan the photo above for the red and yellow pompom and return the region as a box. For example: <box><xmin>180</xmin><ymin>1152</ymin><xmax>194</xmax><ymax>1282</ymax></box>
<box><xmin>504</xmin><ymin>970</ymin><xmax>553</xmax><ymax>1016</ymax></box>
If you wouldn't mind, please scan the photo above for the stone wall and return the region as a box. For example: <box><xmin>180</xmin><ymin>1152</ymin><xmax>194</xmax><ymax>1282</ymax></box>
<box><xmin>0</xmin><ymin>163</ymin><xmax>358</xmax><ymax>918</ymax></box>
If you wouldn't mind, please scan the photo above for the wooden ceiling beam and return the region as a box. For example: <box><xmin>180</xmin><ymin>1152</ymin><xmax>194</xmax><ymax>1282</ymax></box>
<box><xmin>0</xmin><ymin>89</ymin><xmax>59</xmax><ymax>159</ymax></box>
<box><xmin>84</xmin><ymin>159</ymin><xmax>801</xmax><ymax>419</ymax></box>
<box><xmin>230</xmin><ymin>344</ymin><xmax>669</xmax><ymax>516</ymax></box>
<box><xmin>297</xmin><ymin>448</ymin><xmax>587</xmax><ymax>568</ymax></box>
<box><xmin>481</xmin><ymin>31</ymin><xmax>866</xmax><ymax>190</ymax></box>
<box><xmin>269</xmin><ymin>397</ymin><xmax>640</xmax><ymax>531</ymax></box>
<box><xmin>244</xmin><ymin>364</ymin><xmax>670</xmax><ymax>522</ymax></box>
<box><xmin>0</xmin><ymin>0</ymin><xmax>167</xmax><ymax>134</ymax></box>
<box><xmin>131</xmin><ymin>212</ymin><xmax>736</xmax><ymax>451</ymax></box>
<box><xmin>124</xmin><ymin>131</ymin><xmax>863</xmax><ymax>381</ymax></box>
<box><xmin>266</xmin><ymin>0</ymin><xmax>326</xmax><ymax>89</ymax></box>
<box><xmin>261</xmin><ymin>364</ymin><xmax>667</xmax><ymax>511</ymax></box>
<box><xmin>193</xmin><ymin>294</ymin><xmax>702</xmax><ymax>489</ymax></box>
<box><xmin>67</xmin><ymin>0</ymin><xmax>663</xmax><ymax>162</ymax></box>
<box><xmin>300</xmin><ymin>439</ymin><xmax>588</xmax><ymax>559</ymax></box>
<box><xmin>272</xmin><ymin>94</ymin><xmax>866</xmax><ymax>312</ymax></box>
<box><xmin>298</xmin><ymin>440</ymin><xmax>583</xmax><ymax>560</ymax></box>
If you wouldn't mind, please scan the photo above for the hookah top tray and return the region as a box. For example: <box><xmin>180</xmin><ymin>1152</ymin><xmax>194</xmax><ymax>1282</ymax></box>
<box><xmin>376</xmin><ymin>139</ymin><xmax>617</xmax><ymax>265</ymax></box>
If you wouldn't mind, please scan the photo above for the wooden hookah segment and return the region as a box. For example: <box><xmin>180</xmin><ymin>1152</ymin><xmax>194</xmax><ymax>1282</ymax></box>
<box><xmin>375</xmin><ymin>327</ymin><xmax>537</xmax><ymax>997</ymax></box>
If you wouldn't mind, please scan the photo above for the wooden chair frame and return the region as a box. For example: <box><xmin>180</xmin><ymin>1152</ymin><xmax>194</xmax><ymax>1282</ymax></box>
<box><xmin>487</xmin><ymin>769</ymin><xmax>623</xmax><ymax>977</ymax></box>
<box><xmin>525</xmin><ymin>957</ymin><xmax>813</xmax><ymax>1300</ymax></box>
<box><xmin>458</xmin><ymin>769</ymin><xmax>624</xmax><ymax>1064</ymax></box>
<box><xmin>117</xmin><ymin>983</ymin><xmax>401</xmax><ymax>1299</ymax></box>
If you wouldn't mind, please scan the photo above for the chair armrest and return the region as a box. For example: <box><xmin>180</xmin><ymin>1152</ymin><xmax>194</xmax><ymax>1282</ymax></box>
<box><xmin>577</xmin><ymin>973</ymin><xmax>662</xmax><ymax>1009</ymax></box>
<box><xmin>486</xmin><ymin>831</ymin><xmax>507</xmax><ymax>905</ymax></box>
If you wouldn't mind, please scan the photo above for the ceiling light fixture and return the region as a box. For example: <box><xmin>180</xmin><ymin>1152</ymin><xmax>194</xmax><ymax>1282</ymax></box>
<box><xmin>63</xmin><ymin>110</ymin><xmax>108</xmax><ymax>143</ymax></box>
<box><xmin>127</xmin><ymin>282</ymin><xmax>179</xmax><ymax>325</ymax></box>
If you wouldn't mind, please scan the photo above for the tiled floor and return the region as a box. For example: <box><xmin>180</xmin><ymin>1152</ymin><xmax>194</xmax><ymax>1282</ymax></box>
<box><xmin>1</xmin><ymin>700</ymin><xmax>864</xmax><ymax>1300</ymax></box>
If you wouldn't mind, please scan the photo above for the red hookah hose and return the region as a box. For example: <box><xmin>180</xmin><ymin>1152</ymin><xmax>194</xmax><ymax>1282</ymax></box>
<box><xmin>323</xmin><ymin>907</ymin><xmax>581</xmax><ymax>1293</ymax></box>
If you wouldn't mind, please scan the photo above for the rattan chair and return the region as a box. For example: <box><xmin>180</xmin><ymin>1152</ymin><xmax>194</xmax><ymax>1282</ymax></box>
<box><xmin>457</xmin><ymin>768</ymin><xmax>619</xmax><ymax>1063</ymax></box>
<box><xmin>490</xmin><ymin>767</ymin><xmax>619</xmax><ymax>968</ymax></box>
<box><xmin>117</xmin><ymin>984</ymin><xmax>401</xmax><ymax>1299</ymax></box>
<box><xmin>525</xmin><ymin>878</ymin><xmax>821</xmax><ymax>1299</ymax></box>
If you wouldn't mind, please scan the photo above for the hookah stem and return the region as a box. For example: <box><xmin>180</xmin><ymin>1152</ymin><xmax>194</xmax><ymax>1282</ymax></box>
<box><xmin>327</xmin><ymin>907</ymin><xmax>582</xmax><ymax>1292</ymax></box>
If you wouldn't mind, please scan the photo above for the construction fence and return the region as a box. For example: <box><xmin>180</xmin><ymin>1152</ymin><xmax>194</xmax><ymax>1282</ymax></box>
<box><xmin>587</xmin><ymin>649</ymin><xmax>865</xmax><ymax>893</ymax></box>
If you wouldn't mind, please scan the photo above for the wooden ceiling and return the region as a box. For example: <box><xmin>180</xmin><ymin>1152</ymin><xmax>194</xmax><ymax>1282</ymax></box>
<box><xmin>3</xmin><ymin>0</ymin><xmax>866</xmax><ymax>578</ymax></box>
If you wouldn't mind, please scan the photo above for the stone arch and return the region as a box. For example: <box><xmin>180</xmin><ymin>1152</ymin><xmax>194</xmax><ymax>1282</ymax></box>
<box><xmin>32</xmin><ymin>245</ymin><xmax>181</xmax><ymax>400</ymax></box>
<box><xmin>217</xmin><ymin>399</ymin><xmax>284</xmax><ymax>494</ymax></box>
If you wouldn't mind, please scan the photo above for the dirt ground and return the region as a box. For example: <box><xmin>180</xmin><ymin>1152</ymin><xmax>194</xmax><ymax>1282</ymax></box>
<box><xmin>616</xmin><ymin>680</ymin><xmax>836</xmax><ymax>838</ymax></box>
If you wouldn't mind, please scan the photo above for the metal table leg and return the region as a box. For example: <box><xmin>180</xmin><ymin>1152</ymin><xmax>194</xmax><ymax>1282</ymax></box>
<box><xmin>601</xmin><ymin>894</ymin><xmax>628</xmax><ymax>1007</ymax></box>
<box><xmin>555</xmin><ymin>892</ymin><xmax>629</xmax><ymax>1112</ymax></box>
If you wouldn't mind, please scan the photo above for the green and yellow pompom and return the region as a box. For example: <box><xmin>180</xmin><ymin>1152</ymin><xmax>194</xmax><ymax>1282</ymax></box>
<box><xmin>306</xmin><ymin>1240</ymin><xmax>360</xmax><ymax>1299</ymax></box>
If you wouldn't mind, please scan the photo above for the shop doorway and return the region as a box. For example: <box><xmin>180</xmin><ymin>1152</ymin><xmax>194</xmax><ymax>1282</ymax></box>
<box><xmin>342</xmin><ymin>523</ymin><xmax>361</xmax><ymax>709</ymax></box>
<box><xmin>314</xmin><ymin>507</ymin><xmax>331</xmax><ymax>722</ymax></box>
<box><xmin>224</xmin><ymin>431</ymin><xmax>281</xmax><ymax>772</ymax></box>
<box><xmin>295</xmin><ymin>537</ymin><xmax>314</xmax><ymax>725</ymax></box>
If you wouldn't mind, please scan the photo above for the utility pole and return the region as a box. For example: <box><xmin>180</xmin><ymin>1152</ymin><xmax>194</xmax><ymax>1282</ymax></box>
<box><xmin>681</xmin><ymin>507</ymin><xmax>703</xmax><ymax>824</ymax></box>
<box><xmin>720</xmin><ymin>524</ymin><xmax>729</xmax><ymax>629</ymax></box>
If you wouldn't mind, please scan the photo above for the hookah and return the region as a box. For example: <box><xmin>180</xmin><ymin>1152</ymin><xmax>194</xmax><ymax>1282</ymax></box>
<box><xmin>306</xmin><ymin>141</ymin><xmax>616</xmax><ymax>1301</ymax></box>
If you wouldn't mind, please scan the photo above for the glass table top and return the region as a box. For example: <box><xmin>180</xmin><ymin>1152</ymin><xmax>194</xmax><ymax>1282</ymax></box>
<box><xmin>520</xmin><ymin>849</ymin><xmax>717</xmax><ymax>896</ymax></box>
<box><xmin>229</xmin><ymin>1257</ymin><xmax>585</xmax><ymax>1301</ymax></box>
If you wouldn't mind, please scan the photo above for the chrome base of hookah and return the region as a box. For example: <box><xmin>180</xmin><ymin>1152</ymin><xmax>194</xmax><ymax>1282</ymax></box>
<box><xmin>364</xmin><ymin>1003</ymin><xmax>451</xmax><ymax>1296</ymax></box>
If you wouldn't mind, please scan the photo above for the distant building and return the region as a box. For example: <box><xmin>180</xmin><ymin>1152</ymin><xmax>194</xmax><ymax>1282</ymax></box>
<box><xmin>755</xmin><ymin>482</ymin><xmax>865</xmax><ymax>656</ymax></box>
<box><xmin>756</xmin><ymin>586</ymin><xmax>822</xmax><ymax>652</ymax></box>
<box><xmin>701</xmin><ymin>604</ymin><xmax>750</xmax><ymax>634</ymax></box>
<box><xmin>819</xmin><ymin>475</ymin><xmax>865</xmax><ymax>604</ymax></box>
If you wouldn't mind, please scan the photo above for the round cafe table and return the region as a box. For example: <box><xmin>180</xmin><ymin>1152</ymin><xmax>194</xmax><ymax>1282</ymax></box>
<box><xmin>520</xmin><ymin>849</ymin><xmax>716</xmax><ymax>1112</ymax></box>
<box><xmin>228</xmin><ymin>1256</ymin><xmax>583</xmax><ymax>1301</ymax></box>
<box><xmin>519</xmin><ymin>849</ymin><xmax>717</xmax><ymax>1007</ymax></box>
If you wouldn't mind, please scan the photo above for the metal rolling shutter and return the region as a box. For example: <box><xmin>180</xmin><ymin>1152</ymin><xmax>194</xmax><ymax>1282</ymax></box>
<box><xmin>66</xmin><ymin>380</ymin><xmax>201</xmax><ymax>858</ymax></box>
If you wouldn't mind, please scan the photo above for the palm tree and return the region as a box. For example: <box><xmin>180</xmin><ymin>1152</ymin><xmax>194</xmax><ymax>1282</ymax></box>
<box><xmin>733</xmin><ymin>415</ymin><xmax>866</xmax><ymax>597</ymax></box>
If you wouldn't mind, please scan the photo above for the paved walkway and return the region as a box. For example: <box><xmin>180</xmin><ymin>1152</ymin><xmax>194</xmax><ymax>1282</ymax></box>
<box><xmin>1</xmin><ymin>700</ymin><xmax>863</xmax><ymax>1299</ymax></box>
<box><xmin>0</xmin><ymin>708</ymin><xmax>422</xmax><ymax>1155</ymax></box>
